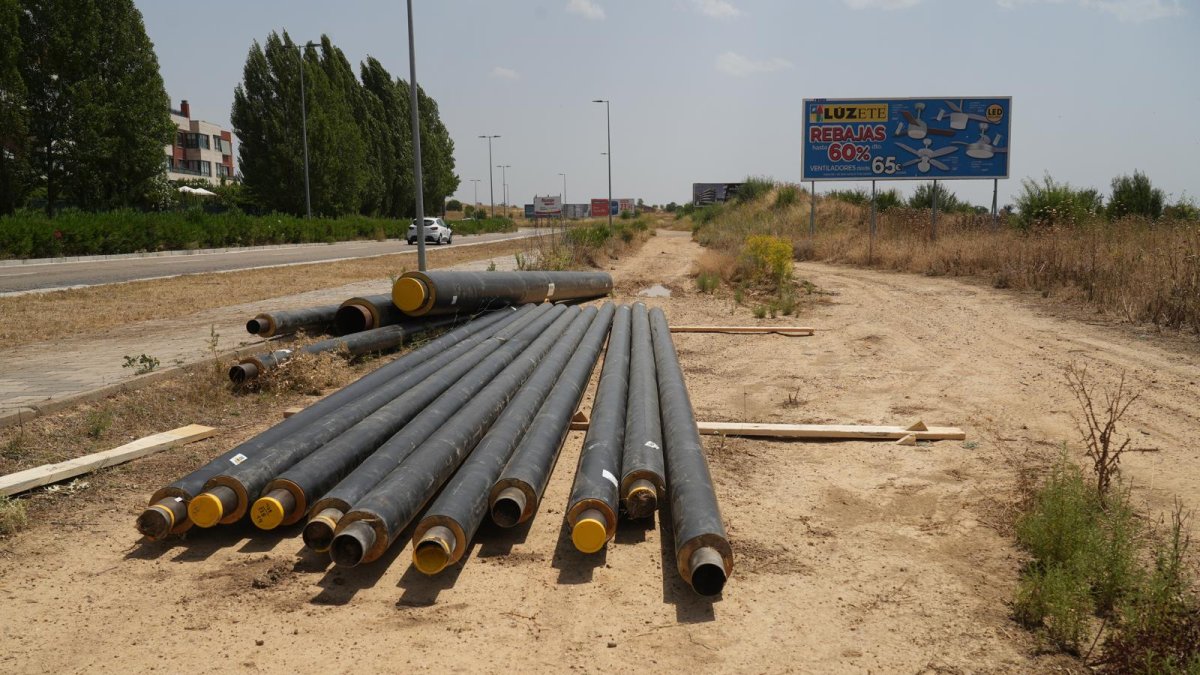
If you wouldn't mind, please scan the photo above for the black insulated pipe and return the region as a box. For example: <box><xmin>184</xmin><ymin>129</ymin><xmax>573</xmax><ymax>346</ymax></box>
<box><xmin>393</xmin><ymin>270</ymin><xmax>612</xmax><ymax>317</ymax></box>
<box><xmin>565</xmin><ymin>304</ymin><xmax>631</xmax><ymax>553</ymax></box>
<box><xmin>488</xmin><ymin>303</ymin><xmax>617</xmax><ymax>529</ymax></box>
<box><xmin>329</xmin><ymin>305</ymin><xmax>591</xmax><ymax>567</ymax></box>
<box><xmin>137</xmin><ymin>307</ymin><xmax>517</xmax><ymax>539</ymax></box>
<box><xmin>620</xmin><ymin>302</ymin><xmax>665</xmax><ymax>519</ymax></box>
<box><xmin>334</xmin><ymin>293</ymin><xmax>408</xmax><ymax>335</ymax></box>
<box><xmin>412</xmin><ymin>305</ymin><xmax>600</xmax><ymax>573</ymax></box>
<box><xmin>187</xmin><ymin>306</ymin><xmax>538</xmax><ymax>527</ymax></box>
<box><xmin>263</xmin><ymin>305</ymin><xmax>568</xmax><ymax>534</ymax></box>
<box><xmin>246</xmin><ymin>303</ymin><xmax>341</xmax><ymax>338</ymax></box>
<box><xmin>649</xmin><ymin>307</ymin><xmax>733</xmax><ymax>597</ymax></box>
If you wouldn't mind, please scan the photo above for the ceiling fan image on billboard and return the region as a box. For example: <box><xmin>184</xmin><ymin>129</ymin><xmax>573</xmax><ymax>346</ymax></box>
<box><xmin>895</xmin><ymin>102</ymin><xmax>955</xmax><ymax>140</ymax></box>
<box><xmin>936</xmin><ymin>99</ymin><xmax>994</xmax><ymax>130</ymax></box>
<box><xmin>953</xmin><ymin>122</ymin><xmax>1007</xmax><ymax>160</ymax></box>
<box><xmin>896</xmin><ymin>138</ymin><xmax>958</xmax><ymax>173</ymax></box>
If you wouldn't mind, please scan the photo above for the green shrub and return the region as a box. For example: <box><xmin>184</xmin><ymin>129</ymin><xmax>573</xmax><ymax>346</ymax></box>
<box><xmin>0</xmin><ymin>496</ymin><xmax>28</xmax><ymax>536</ymax></box>
<box><xmin>873</xmin><ymin>189</ymin><xmax>903</xmax><ymax>211</ymax></box>
<box><xmin>1109</xmin><ymin>171</ymin><xmax>1164</xmax><ymax>220</ymax></box>
<box><xmin>827</xmin><ymin>188</ymin><xmax>870</xmax><ymax>206</ymax></box>
<box><xmin>741</xmin><ymin>234</ymin><xmax>794</xmax><ymax>286</ymax></box>
<box><xmin>774</xmin><ymin>184</ymin><xmax>801</xmax><ymax>209</ymax></box>
<box><xmin>448</xmin><ymin>216</ymin><xmax>516</xmax><ymax>236</ymax></box>
<box><xmin>1014</xmin><ymin>562</ymin><xmax>1095</xmax><ymax>652</ymax></box>
<box><xmin>696</xmin><ymin>272</ymin><xmax>719</xmax><ymax>294</ymax></box>
<box><xmin>908</xmin><ymin>182</ymin><xmax>966</xmax><ymax>213</ymax></box>
<box><xmin>736</xmin><ymin>176</ymin><xmax>775</xmax><ymax>204</ymax></box>
<box><xmin>1014</xmin><ymin>175</ymin><xmax>1104</xmax><ymax>228</ymax></box>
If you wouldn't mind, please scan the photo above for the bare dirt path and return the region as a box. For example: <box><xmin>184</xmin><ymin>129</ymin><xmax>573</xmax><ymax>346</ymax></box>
<box><xmin>2</xmin><ymin>229</ymin><xmax>1197</xmax><ymax>673</ymax></box>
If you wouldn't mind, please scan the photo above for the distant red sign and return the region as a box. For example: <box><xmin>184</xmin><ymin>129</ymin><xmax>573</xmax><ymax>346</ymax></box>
<box><xmin>590</xmin><ymin>198</ymin><xmax>609</xmax><ymax>217</ymax></box>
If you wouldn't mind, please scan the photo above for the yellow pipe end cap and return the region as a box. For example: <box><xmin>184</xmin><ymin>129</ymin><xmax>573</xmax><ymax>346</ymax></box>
<box><xmin>413</xmin><ymin>540</ymin><xmax>451</xmax><ymax>575</ymax></box>
<box><xmin>393</xmin><ymin>277</ymin><xmax>427</xmax><ymax>312</ymax></box>
<box><xmin>188</xmin><ymin>493</ymin><xmax>224</xmax><ymax>528</ymax></box>
<box><xmin>572</xmin><ymin>517</ymin><xmax>608</xmax><ymax>554</ymax></box>
<box><xmin>251</xmin><ymin>496</ymin><xmax>287</xmax><ymax>530</ymax></box>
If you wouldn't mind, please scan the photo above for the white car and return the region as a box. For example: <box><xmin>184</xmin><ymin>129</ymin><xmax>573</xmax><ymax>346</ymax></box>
<box><xmin>408</xmin><ymin>217</ymin><xmax>452</xmax><ymax>245</ymax></box>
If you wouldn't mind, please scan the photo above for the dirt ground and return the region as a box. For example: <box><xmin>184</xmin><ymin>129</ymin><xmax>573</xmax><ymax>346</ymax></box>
<box><xmin>2</xmin><ymin>229</ymin><xmax>1198</xmax><ymax>673</ymax></box>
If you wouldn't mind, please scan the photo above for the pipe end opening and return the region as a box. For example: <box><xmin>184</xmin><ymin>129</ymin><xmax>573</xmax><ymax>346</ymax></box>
<box><xmin>688</xmin><ymin>547</ymin><xmax>728</xmax><ymax>597</ymax></box>
<box><xmin>330</xmin><ymin>521</ymin><xmax>375</xmax><ymax>568</ymax></box>
<box><xmin>136</xmin><ymin>506</ymin><xmax>173</xmax><ymax>539</ymax></box>
<box><xmin>625</xmin><ymin>484</ymin><xmax>658</xmax><ymax>520</ymax></box>
<box><xmin>245</xmin><ymin>319</ymin><xmax>262</xmax><ymax>335</ymax></box>
<box><xmin>491</xmin><ymin>487</ymin><xmax>527</xmax><ymax>529</ymax></box>
<box><xmin>413</xmin><ymin>539</ymin><xmax>451</xmax><ymax>575</ymax></box>
<box><xmin>302</xmin><ymin>513</ymin><xmax>339</xmax><ymax>553</ymax></box>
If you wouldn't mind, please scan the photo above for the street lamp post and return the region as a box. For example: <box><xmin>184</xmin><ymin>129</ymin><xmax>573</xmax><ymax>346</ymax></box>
<box><xmin>405</xmin><ymin>0</ymin><xmax>427</xmax><ymax>270</ymax></box>
<box><xmin>592</xmin><ymin>99</ymin><xmax>611</xmax><ymax>228</ymax></box>
<box><xmin>469</xmin><ymin>179</ymin><xmax>480</xmax><ymax>213</ymax></box>
<box><xmin>295</xmin><ymin>40</ymin><xmax>317</xmax><ymax>220</ymax></box>
<box><xmin>479</xmin><ymin>135</ymin><xmax>499</xmax><ymax>217</ymax></box>
<box><xmin>497</xmin><ymin>164</ymin><xmax>510</xmax><ymax>216</ymax></box>
<box><xmin>558</xmin><ymin>172</ymin><xmax>567</xmax><ymax>224</ymax></box>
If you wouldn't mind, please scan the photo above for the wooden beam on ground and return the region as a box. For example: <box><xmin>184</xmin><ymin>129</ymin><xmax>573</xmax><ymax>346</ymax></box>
<box><xmin>696</xmin><ymin>421</ymin><xmax>965</xmax><ymax>441</ymax></box>
<box><xmin>0</xmin><ymin>424</ymin><xmax>217</xmax><ymax>497</ymax></box>
<box><xmin>669</xmin><ymin>326</ymin><xmax>815</xmax><ymax>336</ymax></box>
<box><xmin>282</xmin><ymin>406</ymin><xmax>304</xmax><ymax>418</ymax></box>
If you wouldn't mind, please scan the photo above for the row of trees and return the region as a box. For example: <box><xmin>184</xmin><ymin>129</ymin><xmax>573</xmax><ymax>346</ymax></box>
<box><xmin>0</xmin><ymin>0</ymin><xmax>176</xmax><ymax>215</ymax></box>
<box><xmin>232</xmin><ymin>32</ymin><xmax>458</xmax><ymax>218</ymax></box>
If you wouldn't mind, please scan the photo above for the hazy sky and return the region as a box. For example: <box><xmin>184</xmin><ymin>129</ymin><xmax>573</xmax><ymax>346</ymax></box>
<box><xmin>138</xmin><ymin>0</ymin><xmax>1199</xmax><ymax>209</ymax></box>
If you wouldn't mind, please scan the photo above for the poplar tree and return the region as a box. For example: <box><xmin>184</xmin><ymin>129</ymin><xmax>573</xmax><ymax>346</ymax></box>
<box><xmin>0</xmin><ymin>0</ymin><xmax>27</xmax><ymax>214</ymax></box>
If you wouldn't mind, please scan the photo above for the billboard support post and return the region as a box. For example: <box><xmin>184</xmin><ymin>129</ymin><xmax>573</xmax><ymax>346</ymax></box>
<box><xmin>869</xmin><ymin>180</ymin><xmax>876</xmax><ymax>265</ymax></box>
<box><xmin>931</xmin><ymin>180</ymin><xmax>939</xmax><ymax>242</ymax></box>
<box><xmin>809</xmin><ymin>181</ymin><xmax>816</xmax><ymax>238</ymax></box>
<box><xmin>991</xmin><ymin>179</ymin><xmax>999</xmax><ymax>230</ymax></box>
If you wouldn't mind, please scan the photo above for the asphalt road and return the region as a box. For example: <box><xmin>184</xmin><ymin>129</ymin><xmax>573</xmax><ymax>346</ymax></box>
<box><xmin>0</xmin><ymin>229</ymin><xmax>540</xmax><ymax>294</ymax></box>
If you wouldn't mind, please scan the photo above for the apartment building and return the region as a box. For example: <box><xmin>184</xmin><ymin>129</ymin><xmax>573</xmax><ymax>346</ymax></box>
<box><xmin>164</xmin><ymin>100</ymin><xmax>235</xmax><ymax>184</ymax></box>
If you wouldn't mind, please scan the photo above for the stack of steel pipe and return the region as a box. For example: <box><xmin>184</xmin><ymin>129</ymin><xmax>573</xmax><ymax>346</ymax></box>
<box><xmin>187</xmin><ymin>304</ymin><xmax>554</xmax><ymax>530</ymax></box>
<box><xmin>392</xmin><ymin>270</ymin><xmax>613</xmax><ymax>317</ymax></box>
<box><xmin>246</xmin><ymin>303</ymin><xmax>341</xmax><ymax>338</ymax></box>
<box><xmin>135</xmin><ymin>307</ymin><xmax>519</xmax><ymax>539</ymax></box>
<box><xmin>228</xmin><ymin>314</ymin><xmax>462</xmax><ymax>384</ymax></box>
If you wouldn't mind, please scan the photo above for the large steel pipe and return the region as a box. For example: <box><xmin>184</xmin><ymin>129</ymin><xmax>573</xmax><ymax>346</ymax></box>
<box><xmin>649</xmin><ymin>307</ymin><xmax>733</xmax><ymax>597</ymax></box>
<box><xmin>620</xmin><ymin>302</ymin><xmax>665</xmax><ymax>519</ymax></box>
<box><xmin>135</xmin><ymin>308</ymin><xmax>517</xmax><ymax>539</ymax></box>
<box><xmin>488</xmin><ymin>303</ymin><xmax>616</xmax><ymax>529</ymax></box>
<box><xmin>246</xmin><ymin>303</ymin><xmax>340</xmax><ymax>338</ymax></box>
<box><xmin>327</xmin><ymin>305</ymin><xmax>600</xmax><ymax>567</ymax></box>
<box><xmin>411</xmin><ymin>306</ymin><xmax>601</xmax><ymax>574</ymax></box>
<box><xmin>229</xmin><ymin>315</ymin><xmax>460</xmax><ymax>384</ymax></box>
<box><xmin>301</xmin><ymin>304</ymin><xmax>570</xmax><ymax>553</ymax></box>
<box><xmin>393</xmin><ymin>270</ymin><xmax>612</xmax><ymax>317</ymax></box>
<box><xmin>254</xmin><ymin>305</ymin><xmax>571</xmax><ymax>538</ymax></box>
<box><xmin>564</xmin><ymin>304</ymin><xmax>631</xmax><ymax>553</ymax></box>
<box><xmin>334</xmin><ymin>294</ymin><xmax>407</xmax><ymax>335</ymax></box>
<box><xmin>185</xmin><ymin>305</ymin><xmax>543</xmax><ymax>529</ymax></box>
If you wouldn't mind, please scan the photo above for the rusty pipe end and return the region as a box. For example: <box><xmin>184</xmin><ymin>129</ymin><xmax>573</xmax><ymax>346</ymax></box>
<box><xmin>330</xmin><ymin>520</ymin><xmax>375</xmax><ymax>568</ymax></box>
<box><xmin>624</xmin><ymin>478</ymin><xmax>659</xmax><ymax>519</ymax></box>
<box><xmin>137</xmin><ymin>497</ymin><xmax>188</xmax><ymax>540</ymax></box>
<box><xmin>490</xmin><ymin>486</ymin><xmax>526</xmax><ymax>528</ymax></box>
<box><xmin>303</xmin><ymin>508</ymin><xmax>343</xmax><ymax>553</ymax></box>
<box><xmin>228</xmin><ymin>361</ymin><xmax>258</xmax><ymax>385</ymax></box>
<box><xmin>688</xmin><ymin>546</ymin><xmax>728</xmax><ymax>597</ymax></box>
<box><xmin>335</xmin><ymin>303</ymin><xmax>373</xmax><ymax>335</ymax></box>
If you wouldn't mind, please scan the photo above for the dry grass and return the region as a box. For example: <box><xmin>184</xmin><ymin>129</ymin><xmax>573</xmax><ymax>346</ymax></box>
<box><xmin>692</xmin><ymin>190</ymin><xmax>1200</xmax><ymax>334</ymax></box>
<box><xmin>0</xmin><ymin>239</ymin><xmax>528</xmax><ymax>348</ymax></box>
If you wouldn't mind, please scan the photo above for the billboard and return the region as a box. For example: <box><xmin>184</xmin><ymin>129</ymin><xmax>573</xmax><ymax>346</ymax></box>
<box><xmin>692</xmin><ymin>183</ymin><xmax>742</xmax><ymax>205</ymax></box>
<box><xmin>802</xmin><ymin>97</ymin><xmax>1011</xmax><ymax>181</ymax></box>
<box><xmin>523</xmin><ymin>204</ymin><xmax>535</xmax><ymax>218</ymax></box>
<box><xmin>618</xmin><ymin>198</ymin><xmax>635</xmax><ymax>214</ymax></box>
<box><xmin>590</xmin><ymin>198</ymin><xmax>610</xmax><ymax>217</ymax></box>
<box><xmin>564</xmin><ymin>203</ymin><xmax>590</xmax><ymax>219</ymax></box>
<box><xmin>534</xmin><ymin>196</ymin><xmax>562</xmax><ymax>216</ymax></box>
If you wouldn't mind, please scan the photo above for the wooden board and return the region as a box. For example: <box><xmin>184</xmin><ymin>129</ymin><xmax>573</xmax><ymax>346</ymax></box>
<box><xmin>695</xmin><ymin>422</ymin><xmax>965</xmax><ymax>441</ymax></box>
<box><xmin>670</xmin><ymin>326</ymin><xmax>815</xmax><ymax>336</ymax></box>
<box><xmin>0</xmin><ymin>424</ymin><xmax>217</xmax><ymax>497</ymax></box>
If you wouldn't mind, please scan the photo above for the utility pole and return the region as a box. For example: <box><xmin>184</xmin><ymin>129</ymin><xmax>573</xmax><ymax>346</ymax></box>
<box><xmin>479</xmin><ymin>135</ymin><xmax>500</xmax><ymax>217</ymax></box>
<box><xmin>405</xmin><ymin>0</ymin><xmax>427</xmax><ymax>270</ymax></box>
<box><xmin>295</xmin><ymin>40</ymin><xmax>316</xmax><ymax>220</ymax></box>
<box><xmin>592</xmin><ymin>99</ymin><xmax>611</xmax><ymax>228</ymax></box>
<box><xmin>470</xmin><ymin>179</ymin><xmax>480</xmax><ymax>213</ymax></box>
<box><xmin>497</xmin><ymin>164</ymin><xmax>511</xmax><ymax>216</ymax></box>
<box><xmin>559</xmin><ymin>172</ymin><xmax>567</xmax><ymax>224</ymax></box>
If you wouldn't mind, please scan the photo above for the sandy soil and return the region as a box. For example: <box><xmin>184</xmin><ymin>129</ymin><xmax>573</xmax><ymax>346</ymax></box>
<box><xmin>2</xmin><ymin>229</ymin><xmax>1198</xmax><ymax>673</ymax></box>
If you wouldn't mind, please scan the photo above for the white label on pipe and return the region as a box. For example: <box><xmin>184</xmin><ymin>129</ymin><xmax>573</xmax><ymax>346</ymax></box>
<box><xmin>644</xmin><ymin>441</ymin><xmax>660</xmax><ymax>450</ymax></box>
<box><xmin>451</xmin><ymin>295</ymin><xmax>458</xmax><ymax>305</ymax></box>
<box><xmin>601</xmin><ymin>469</ymin><xmax>618</xmax><ymax>488</ymax></box>
<box><xmin>229</xmin><ymin>453</ymin><xmax>248</xmax><ymax>465</ymax></box>
<box><xmin>546</xmin><ymin>282</ymin><xmax>556</xmax><ymax>301</ymax></box>
<box><xmin>174</xmin><ymin>497</ymin><xmax>184</xmax><ymax>502</ymax></box>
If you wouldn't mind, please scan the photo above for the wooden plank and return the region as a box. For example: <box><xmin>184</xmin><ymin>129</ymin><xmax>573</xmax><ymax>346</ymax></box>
<box><xmin>696</xmin><ymin>422</ymin><xmax>965</xmax><ymax>441</ymax></box>
<box><xmin>670</xmin><ymin>326</ymin><xmax>815</xmax><ymax>336</ymax></box>
<box><xmin>0</xmin><ymin>424</ymin><xmax>217</xmax><ymax>497</ymax></box>
<box><xmin>282</xmin><ymin>406</ymin><xmax>304</xmax><ymax>418</ymax></box>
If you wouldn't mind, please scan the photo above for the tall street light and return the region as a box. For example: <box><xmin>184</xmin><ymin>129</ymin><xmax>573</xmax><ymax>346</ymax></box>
<box><xmin>497</xmin><ymin>164</ymin><xmax>510</xmax><ymax>214</ymax></box>
<box><xmin>405</xmin><ymin>0</ymin><xmax>428</xmax><ymax>270</ymax></box>
<box><xmin>479</xmin><ymin>135</ymin><xmax>499</xmax><ymax>217</ymax></box>
<box><xmin>469</xmin><ymin>178</ymin><xmax>480</xmax><ymax>212</ymax></box>
<box><xmin>592</xmin><ymin>99</ymin><xmax>611</xmax><ymax>229</ymax></box>
<box><xmin>295</xmin><ymin>40</ymin><xmax>318</xmax><ymax>220</ymax></box>
<box><xmin>558</xmin><ymin>172</ymin><xmax>567</xmax><ymax>223</ymax></box>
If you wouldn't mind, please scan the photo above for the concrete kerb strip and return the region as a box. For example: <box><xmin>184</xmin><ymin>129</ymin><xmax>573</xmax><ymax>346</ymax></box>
<box><xmin>0</xmin><ymin>341</ymin><xmax>270</xmax><ymax>431</ymax></box>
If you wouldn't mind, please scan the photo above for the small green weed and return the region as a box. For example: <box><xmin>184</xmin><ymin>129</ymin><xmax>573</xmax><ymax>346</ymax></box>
<box><xmin>85</xmin><ymin>409</ymin><xmax>113</xmax><ymax>440</ymax></box>
<box><xmin>122</xmin><ymin>354</ymin><xmax>160</xmax><ymax>375</ymax></box>
<box><xmin>696</xmin><ymin>272</ymin><xmax>720</xmax><ymax>294</ymax></box>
